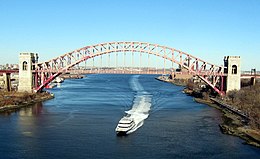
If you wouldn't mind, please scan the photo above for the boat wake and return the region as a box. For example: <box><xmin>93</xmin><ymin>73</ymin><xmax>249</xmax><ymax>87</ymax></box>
<box><xmin>125</xmin><ymin>75</ymin><xmax>152</xmax><ymax>134</ymax></box>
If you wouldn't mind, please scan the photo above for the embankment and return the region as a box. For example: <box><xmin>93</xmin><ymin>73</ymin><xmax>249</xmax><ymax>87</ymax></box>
<box><xmin>0</xmin><ymin>91</ymin><xmax>54</xmax><ymax>113</ymax></box>
<box><xmin>184</xmin><ymin>88</ymin><xmax>260</xmax><ymax>147</ymax></box>
<box><xmin>158</xmin><ymin>76</ymin><xmax>260</xmax><ymax>148</ymax></box>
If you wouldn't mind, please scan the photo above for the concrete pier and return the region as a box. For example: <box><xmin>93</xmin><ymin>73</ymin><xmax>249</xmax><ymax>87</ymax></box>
<box><xmin>3</xmin><ymin>73</ymin><xmax>11</xmax><ymax>92</ymax></box>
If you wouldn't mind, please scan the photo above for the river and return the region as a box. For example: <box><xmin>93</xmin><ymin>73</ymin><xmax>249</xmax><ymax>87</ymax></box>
<box><xmin>0</xmin><ymin>74</ymin><xmax>259</xmax><ymax>159</ymax></box>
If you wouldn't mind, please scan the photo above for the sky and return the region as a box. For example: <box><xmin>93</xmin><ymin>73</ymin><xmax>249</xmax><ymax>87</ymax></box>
<box><xmin>0</xmin><ymin>0</ymin><xmax>259</xmax><ymax>70</ymax></box>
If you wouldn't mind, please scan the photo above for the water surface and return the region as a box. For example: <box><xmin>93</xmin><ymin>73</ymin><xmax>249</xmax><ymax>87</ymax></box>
<box><xmin>0</xmin><ymin>74</ymin><xmax>259</xmax><ymax>159</ymax></box>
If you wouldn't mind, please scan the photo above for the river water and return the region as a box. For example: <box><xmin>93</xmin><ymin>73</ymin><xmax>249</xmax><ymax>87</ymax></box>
<box><xmin>0</xmin><ymin>74</ymin><xmax>259</xmax><ymax>159</ymax></box>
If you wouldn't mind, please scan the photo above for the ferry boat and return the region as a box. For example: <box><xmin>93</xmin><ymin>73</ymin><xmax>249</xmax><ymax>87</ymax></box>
<box><xmin>115</xmin><ymin>116</ymin><xmax>135</xmax><ymax>136</ymax></box>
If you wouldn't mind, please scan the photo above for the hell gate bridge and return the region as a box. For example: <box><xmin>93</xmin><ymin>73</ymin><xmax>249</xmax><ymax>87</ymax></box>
<box><xmin>17</xmin><ymin>41</ymin><xmax>242</xmax><ymax>95</ymax></box>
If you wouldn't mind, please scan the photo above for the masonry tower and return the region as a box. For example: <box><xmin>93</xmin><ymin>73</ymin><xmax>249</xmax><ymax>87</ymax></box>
<box><xmin>224</xmin><ymin>56</ymin><xmax>241</xmax><ymax>92</ymax></box>
<box><xmin>18</xmin><ymin>53</ymin><xmax>38</xmax><ymax>92</ymax></box>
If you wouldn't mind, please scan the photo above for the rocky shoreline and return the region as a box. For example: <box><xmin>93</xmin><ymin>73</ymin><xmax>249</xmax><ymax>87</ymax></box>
<box><xmin>219</xmin><ymin>113</ymin><xmax>260</xmax><ymax>147</ymax></box>
<box><xmin>0</xmin><ymin>91</ymin><xmax>54</xmax><ymax>113</ymax></box>
<box><xmin>184</xmin><ymin>88</ymin><xmax>260</xmax><ymax>147</ymax></box>
<box><xmin>157</xmin><ymin>75</ymin><xmax>260</xmax><ymax>148</ymax></box>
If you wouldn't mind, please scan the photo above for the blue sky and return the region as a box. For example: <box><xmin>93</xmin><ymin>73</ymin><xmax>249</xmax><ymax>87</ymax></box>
<box><xmin>0</xmin><ymin>0</ymin><xmax>259</xmax><ymax>70</ymax></box>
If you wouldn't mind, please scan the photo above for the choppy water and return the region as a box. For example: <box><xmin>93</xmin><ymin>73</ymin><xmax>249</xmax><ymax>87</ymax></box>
<box><xmin>0</xmin><ymin>74</ymin><xmax>259</xmax><ymax>159</ymax></box>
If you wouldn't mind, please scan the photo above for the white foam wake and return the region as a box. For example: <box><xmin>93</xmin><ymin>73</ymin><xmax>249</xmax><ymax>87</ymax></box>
<box><xmin>129</xmin><ymin>75</ymin><xmax>144</xmax><ymax>91</ymax></box>
<box><xmin>124</xmin><ymin>75</ymin><xmax>152</xmax><ymax>134</ymax></box>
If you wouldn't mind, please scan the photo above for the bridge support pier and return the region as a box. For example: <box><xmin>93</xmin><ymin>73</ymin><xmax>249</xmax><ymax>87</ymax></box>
<box><xmin>250</xmin><ymin>68</ymin><xmax>256</xmax><ymax>86</ymax></box>
<box><xmin>251</xmin><ymin>77</ymin><xmax>256</xmax><ymax>86</ymax></box>
<box><xmin>18</xmin><ymin>53</ymin><xmax>38</xmax><ymax>92</ymax></box>
<box><xmin>224</xmin><ymin>56</ymin><xmax>241</xmax><ymax>92</ymax></box>
<box><xmin>3</xmin><ymin>73</ymin><xmax>11</xmax><ymax>92</ymax></box>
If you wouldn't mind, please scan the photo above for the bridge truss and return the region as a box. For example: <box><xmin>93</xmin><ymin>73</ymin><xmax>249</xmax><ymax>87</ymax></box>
<box><xmin>34</xmin><ymin>41</ymin><xmax>226</xmax><ymax>95</ymax></box>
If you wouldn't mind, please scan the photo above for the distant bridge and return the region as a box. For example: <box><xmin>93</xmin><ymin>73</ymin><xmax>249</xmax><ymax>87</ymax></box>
<box><xmin>240</xmin><ymin>74</ymin><xmax>260</xmax><ymax>79</ymax></box>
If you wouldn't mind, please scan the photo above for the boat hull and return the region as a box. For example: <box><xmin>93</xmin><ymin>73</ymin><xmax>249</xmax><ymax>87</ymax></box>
<box><xmin>116</xmin><ymin>131</ymin><xmax>128</xmax><ymax>136</ymax></box>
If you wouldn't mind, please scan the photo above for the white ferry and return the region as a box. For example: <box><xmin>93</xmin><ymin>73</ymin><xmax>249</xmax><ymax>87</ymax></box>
<box><xmin>115</xmin><ymin>116</ymin><xmax>135</xmax><ymax>136</ymax></box>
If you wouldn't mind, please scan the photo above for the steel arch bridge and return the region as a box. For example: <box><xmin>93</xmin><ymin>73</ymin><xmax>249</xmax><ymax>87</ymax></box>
<box><xmin>34</xmin><ymin>41</ymin><xmax>226</xmax><ymax>95</ymax></box>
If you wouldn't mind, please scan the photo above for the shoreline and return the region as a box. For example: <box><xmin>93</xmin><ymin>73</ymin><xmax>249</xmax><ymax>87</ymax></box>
<box><xmin>193</xmin><ymin>97</ymin><xmax>260</xmax><ymax>147</ymax></box>
<box><xmin>159</xmin><ymin>76</ymin><xmax>260</xmax><ymax>148</ymax></box>
<box><xmin>0</xmin><ymin>74</ymin><xmax>84</xmax><ymax>113</ymax></box>
<box><xmin>0</xmin><ymin>91</ymin><xmax>54</xmax><ymax>113</ymax></box>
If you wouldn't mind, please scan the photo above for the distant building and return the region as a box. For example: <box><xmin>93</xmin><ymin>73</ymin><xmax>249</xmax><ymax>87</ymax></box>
<box><xmin>0</xmin><ymin>63</ymin><xmax>19</xmax><ymax>70</ymax></box>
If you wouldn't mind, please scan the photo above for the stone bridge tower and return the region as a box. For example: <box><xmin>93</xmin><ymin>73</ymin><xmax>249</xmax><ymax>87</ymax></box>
<box><xmin>18</xmin><ymin>53</ymin><xmax>38</xmax><ymax>92</ymax></box>
<box><xmin>224</xmin><ymin>56</ymin><xmax>241</xmax><ymax>92</ymax></box>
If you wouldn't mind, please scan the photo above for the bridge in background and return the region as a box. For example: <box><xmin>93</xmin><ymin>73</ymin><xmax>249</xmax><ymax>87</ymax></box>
<box><xmin>15</xmin><ymin>41</ymin><xmax>250</xmax><ymax>95</ymax></box>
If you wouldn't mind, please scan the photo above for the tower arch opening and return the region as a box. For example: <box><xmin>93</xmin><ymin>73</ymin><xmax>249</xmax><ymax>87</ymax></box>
<box><xmin>22</xmin><ymin>61</ymin><xmax>28</xmax><ymax>71</ymax></box>
<box><xmin>232</xmin><ymin>65</ymin><xmax>237</xmax><ymax>74</ymax></box>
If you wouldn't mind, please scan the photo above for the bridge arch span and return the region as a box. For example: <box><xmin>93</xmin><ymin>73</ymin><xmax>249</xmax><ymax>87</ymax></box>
<box><xmin>35</xmin><ymin>41</ymin><xmax>224</xmax><ymax>94</ymax></box>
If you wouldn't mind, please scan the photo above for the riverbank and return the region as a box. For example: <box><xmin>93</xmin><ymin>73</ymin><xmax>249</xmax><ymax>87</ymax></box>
<box><xmin>155</xmin><ymin>76</ymin><xmax>188</xmax><ymax>86</ymax></box>
<box><xmin>157</xmin><ymin>75</ymin><xmax>260</xmax><ymax>148</ymax></box>
<box><xmin>60</xmin><ymin>73</ymin><xmax>84</xmax><ymax>79</ymax></box>
<box><xmin>184</xmin><ymin>88</ymin><xmax>260</xmax><ymax>147</ymax></box>
<box><xmin>0</xmin><ymin>91</ymin><xmax>54</xmax><ymax>113</ymax></box>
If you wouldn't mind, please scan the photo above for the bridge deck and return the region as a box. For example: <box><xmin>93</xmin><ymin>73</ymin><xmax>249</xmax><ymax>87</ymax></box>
<box><xmin>0</xmin><ymin>70</ymin><xmax>19</xmax><ymax>73</ymax></box>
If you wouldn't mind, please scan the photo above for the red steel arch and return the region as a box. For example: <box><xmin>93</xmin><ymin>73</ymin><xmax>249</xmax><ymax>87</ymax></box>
<box><xmin>34</xmin><ymin>41</ymin><xmax>225</xmax><ymax>94</ymax></box>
